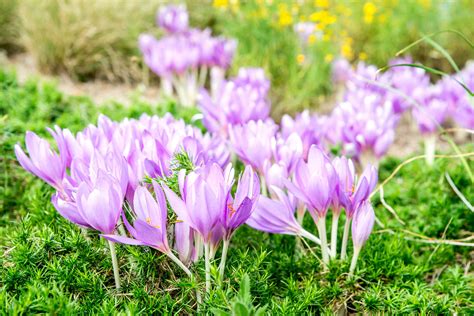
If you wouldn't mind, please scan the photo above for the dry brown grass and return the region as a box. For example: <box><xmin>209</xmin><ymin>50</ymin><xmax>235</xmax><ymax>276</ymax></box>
<box><xmin>0</xmin><ymin>0</ymin><xmax>21</xmax><ymax>53</ymax></box>
<box><xmin>18</xmin><ymin>0</ymin><xmax>163</xmax><ymax>83</ymax></box>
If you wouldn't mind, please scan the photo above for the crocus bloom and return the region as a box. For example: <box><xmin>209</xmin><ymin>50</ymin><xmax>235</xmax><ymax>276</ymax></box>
<box><xmin>157</xmin><ymin>4</ymin><xmax>189</xmax><ymax>34</ymax></box>
<box><xmin>349</xmin><ymin>201</ymin><xmax>375</xmax><ymax>276</ymax></box>
<box><xmin>229</xmin><ymin>120</ymin><xmax>278</xmax><ymax>173</ymax></box>
<box><xmin>15</xmin><ymin>131</ymin><xmax>66</xmax><ymax>191</ymax></box>
<box><xmin>199</xmin><ymin>68</ymin><xmax>271</xmax><ymax>137</ymax></box>
<box><xmin>76</xmin><ymin>171</ymin><xmax>123</xmax><ymax>234</ymax></box>
<box><xmin>247</xmin><ymin>186</ymin><xmax>320</xmax><ymax>245</ymax></box>
<box><xmin>103</xmin><ymin>183</ymin><xmax>169</xmax><ymax>252</ymax></box>
<box><xmin>162</xmin><ymin>163</ymin><xmax>228</xmax><ymax>243</ymax></box>
<box><xmin>221</xmin><ymin>165</ymin><xmax>260</xmax><ymax>239</ymax></box>
<box><xmin>285</xmin><ymin>145</ymin><xmax>337</xmax><ymax>220</ymax></box>
<box><xmin>284</xmin><ymin>145</ymin><xmax>337</xmax><ymax>265</ymax></box>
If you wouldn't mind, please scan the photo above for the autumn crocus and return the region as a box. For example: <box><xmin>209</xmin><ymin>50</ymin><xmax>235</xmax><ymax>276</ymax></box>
<box><xmin>285</xmin><ymin>145</ymin><xmax>337</xmax><ymax>265</ymax></box>
<box><xmin>103</xmin><ymin>183</ymin><xmax>193</xmax><ymax>277</ymax></box>
<box><xmin>349</xmin><ymin>201</ymin><xmax>375</xmax><ymax>277</ymax></box>
<box><xmin>15</xmin><ymin>131</ymin><xmax>66</xmax><ymax>192</ymax></box>
<box><xmin>340</xmin><ymin>164</ymin><xmax>378</xmax><ymax>260</ymax></box>
<box><xmin>76</xmin><ymin>171</ymin><xmax>124</xmax><ymax>289</ymax></box>
<box><xmin>157</xmin><ymin>4</ymin><xmax>189</xmax><ymax>34</ymax></box>
<box><xmin>218</xmin><ymin>165</ymin><xmax>260</xmax><ymax>279</ymax></box>
<box><xmin>246</xmin><ymin>186</ymin><xmax>322</xmax><ymax>246</ymax></box>
<box><xmin>330</xmin><ymin>156</ymin><xmax>356</xmax><ymax>259</ymax></box>
<box><xmin>163</xmin><ymin>163</ymin><xmax>228</xmax><ymax>293</ymax></box>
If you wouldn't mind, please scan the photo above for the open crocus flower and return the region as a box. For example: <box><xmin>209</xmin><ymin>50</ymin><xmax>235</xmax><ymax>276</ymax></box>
<box><xmin>349</xmin><ymin>201</ymin><xmax>375</xmax><ymax>277</ymax></box>
<box><xmin>15</xmin><ymin>131</ymin><xmax>66</xmax><ymax>191</ymax></box>
<box><xmin>285</xmin><ymin>145</ymin><xmax>337</xmax><ymax>265</ymax></box>
<box><xmin>246</xmin><ymin>186</ymin><xmax>321</xmax><ymax>245</ymax></box>
<box><xmin>157</xmin><ymin>4</ymin><xmax>189</xmax><ymax>34</ymax></box>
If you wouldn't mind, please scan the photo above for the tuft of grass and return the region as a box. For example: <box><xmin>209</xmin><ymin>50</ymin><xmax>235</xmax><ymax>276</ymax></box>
<box><xmin>0</xmin><ymin>0</ymin><xmax>21</xmax><ymax>54</ymax></box>
<box><xmin>17</xmin><ymin>0</ymin><xmax>161</xmax><ymax>82</ymax></box>
<box><xmin>1</xmin><ymin>71</ymin><xmax>473</xmax><ymax>313</ymax></box>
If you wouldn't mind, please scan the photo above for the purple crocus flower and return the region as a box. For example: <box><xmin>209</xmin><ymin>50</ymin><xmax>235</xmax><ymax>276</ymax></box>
<box><xmin>349</xmin><ymin>200</ymin><xmax>375</xmax><ymax>276</ymax></box>
<box><xmin>229</xmin><ymin>120</ymin><xmax>278</xmax><ymax>173</ymax></box>
<box><xmin>340</xmin><ymin>163</ymin><xmax>377</xmax><ymax>260</ymax></box>
<box><xmin>157</xmin><ymin>4</ymin><xmax>189</xmax><ymax>34</ymax></box>
<box><xmin>76</xmin><ymin>171</ymin><xmax>123</xmax><ymax>234</ymax></box>
<box><xmin>103</xmin><ymin>183</ymin><xmax>169</xmax><ymax>253</ymax></box>
<box><xmin>221</xmin><ymin>165</ymin><xmax>260</xmax><ymax>239</ymax></box>
<box><xmin>246</xmin><ymin>186</ymin><xmax>320</xmax><ymax>244</ymax></box>
<box><xmin>280</xmin><ymin>111</ymin><xmax>325</xmax><ymax>159</ymax></box>
<box><xmin>411</xmin><ymin>85</ymin><xmax>449</xmax><ymax>135</ymax></box>
<box><xmin>162</xmin><ymin>163</ymin><xmax>227</xmax><ymax>243</ymax></box>
<box><xmin>284</xmin><ymin>145</ymin><xmax>337</xmax><ymax>264</ymax></box>
<box><xmin>285</xmin><ymin>145</ymin><xmax>337</xmax><ymax>220</ymax></box>
<box><xmin>15</xmin><ymin>131</ymin><xmax>66</xmax><ymax>191</ymax></box>
<box><xmin>199</xmin><ymin>68</ymin><xmax>271</xmax><ymax>137</ymax></box>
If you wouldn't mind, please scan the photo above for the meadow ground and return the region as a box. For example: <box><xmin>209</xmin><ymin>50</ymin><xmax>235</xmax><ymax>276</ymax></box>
<box><xmin>1</xmin><ymin>71</ymin><xmax>473</xmax><ymax>314</ymax></box>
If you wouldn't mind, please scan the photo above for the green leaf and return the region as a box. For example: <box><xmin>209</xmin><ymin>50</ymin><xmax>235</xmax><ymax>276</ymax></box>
<box><xmin>238</xmin><ymin>274</ymin><xmax>251</xmax><ymax>302</ymax></box>
<box><xmin>232</xmin><ymin>302</ymin><xmax>250</xmax><ymax>316</ymax></box>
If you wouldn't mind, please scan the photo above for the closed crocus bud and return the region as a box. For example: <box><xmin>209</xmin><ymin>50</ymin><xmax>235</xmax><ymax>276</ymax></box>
<box><xmin>15</xmin><ymin>131</ymin><xmax>66</xmax><ymax>191</ymax></box>
<box><xmin>285</xmin><ymin>145</ymin><xmax>337</xmax><ymax>220</ymax></box>
<box><xmin>163</xmin><ymin>163</ymin><xmax>227</xmax><ymax>243</ymax></box>
<box><xmin>76</xmin><ymin>171</ymin><xmax>123</xmax><ymax>234</ymax></box>
<box><xmin>157</xmin><ymin>4</ymin><xmax>189</xmax><ymax>34</ymax></box>
<box><xmin>349</xmin><ymin>201</ymin><xmax>375</xmax><ymax>276</ymax></box>
<box><xmin>51</xmin><ymin>193</ymin><xmax>90</xmax><ymax>228</ymax></box>
<box><xmin>284</xmin><ymin>145</ymin><xmax>337</xmax><ymax>265</ymax></box>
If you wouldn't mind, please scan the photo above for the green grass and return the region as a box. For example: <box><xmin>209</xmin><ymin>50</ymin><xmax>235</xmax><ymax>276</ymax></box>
<box><xmin>1</xmin><ymin>71</ymin><xmax>473</xmax><ymax>314</ymax></box>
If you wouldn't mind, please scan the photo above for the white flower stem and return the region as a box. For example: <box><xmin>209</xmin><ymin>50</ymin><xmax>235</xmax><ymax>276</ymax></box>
<box><xmin>107</xmin><ymin>240</ymin><xmax>121</xmax><ymax>290</ymax></box>
<box><xmin>424</xmin><ymin>134</ymin><xmax>436</xmax><ymax>166</ymax></box>
<box><xmin>341</xmin><ymin>216</ymin><xmax>351</xmax><ymax>260</ymax></box>
<box><xmin>349</xmin><ymin>246</ymin><xmax>361</xmax><ymax>278</ymax></box>
<box><xmin>218</xmin><ymin>239</ymin><xmax>230</xmax><ymax>280</ymax></box>
<box><xmin>330</xmin><ymin>212</ymin><xmax>340</xmax><ymax>259</ymax></box>
<box><xmin>300</xmin><ymin>229</ymin><xmax>321</xmax><ymax>245</ymax></box>
<box><xmin>204</xmin><ymin>242</ymin><xmax>211</xmax><ymax>294</ymax></box>
<box><xmin>315</xmin><ymin>215</ymin><xmax>329</xmax><ymax>267</ymax></box>
<box><xmin>259</xmin><ymin>174</ymin><xmax>268</xmax><ymax>197</ymax></box>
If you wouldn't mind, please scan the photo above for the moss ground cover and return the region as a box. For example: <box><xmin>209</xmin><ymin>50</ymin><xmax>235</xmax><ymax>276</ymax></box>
<box><xmin>1</xmin><ymin>71</ymin><xmax>472</xmax><ymax>314</ymax></box>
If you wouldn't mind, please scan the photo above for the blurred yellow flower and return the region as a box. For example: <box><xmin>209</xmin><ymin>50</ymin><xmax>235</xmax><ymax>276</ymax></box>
<box><xmin>359</xmin><ymin>52</ymin><xmax>368</xmax><ymax>60</ymax></box>
<box><xmin>363</xmin><ymin>2</ymin><xmax>377</xmax><ymax>24</ymax></box>
<box><xmin>309</xmin><ymin>10</ymin><xmax>337</xmax><ymax>26</ymax></box>
<box><xmin>315</xmin><ymin>0</ymin><xmax>330</xmax><ymax>9</ymax></box>
<box><xmin>213</xmin><ymin>0</ymin><xmax>228</xmax><ymax>9</ymax></box>
<box><xmin>308</xmin><ymin>34</ymin><xmax>317</xmax><ymax>44</ymax></box>
<box><xmin>297</xmin><ymin>53</ymin><xmax>306</xmax><ymax>65</ymax></box>
<box><xmin>418</xmin><ymin>0</ymin><xmax>431</xmax><ymax>8</ymax></box>
<box><xmin>341</xmin><ymin>37</ymin><xmax>353</xmax><ymax>59</ymax></box>
<box><xmin>324</xmin><ymin>54</ymin><xmax>334</xmax><ymax>62</ymax></box>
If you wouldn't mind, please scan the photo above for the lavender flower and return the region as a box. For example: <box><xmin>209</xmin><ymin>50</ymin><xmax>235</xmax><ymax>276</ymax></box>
<box><xmin>246</xmin><ymin>186</ymin><xmax>321</xmax><ymax>245</ymax></box>
<box><xmin>284</xmin><ymin>145</ymin><xmax>337</xmax><ymax>264</ymax></box>
<box><xmin>349</xmin><ymin>201</ymin><xmax>375</xmax><ymax>276</ymax></box>
<box><xmin>157</xmin><ymin>4</ymin><xmax>189</xmax><ymax>34</ymax></box>
<box><xmin>15</xmin><ymin>131</ymin><xmax>66</xmax><ymax>191</ymax></box>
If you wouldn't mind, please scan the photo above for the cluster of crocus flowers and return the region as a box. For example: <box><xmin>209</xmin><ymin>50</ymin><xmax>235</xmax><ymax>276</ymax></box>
<box><xmin>140</xmin><ymin>4</ymin><xmax>237</xmax><ymax>106</ymax></box>
<box><xmin>15</xmin><ymin>113</ymin><xmax>231</xmax><ymax>290</ymax></box>
<box><xmin>249</xmin><ymin>145</ymin><xmax>377</xmax><ymax>274</ymax></box>
<box><xmin>198</xmin><ymin>68</ymin><xmax>271</xmax><ymax>137</ymax></box>
<box><xmin>327</xmin><ymin>56</ymin><xmax>474</xmax><ymax>166</ymax></box>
